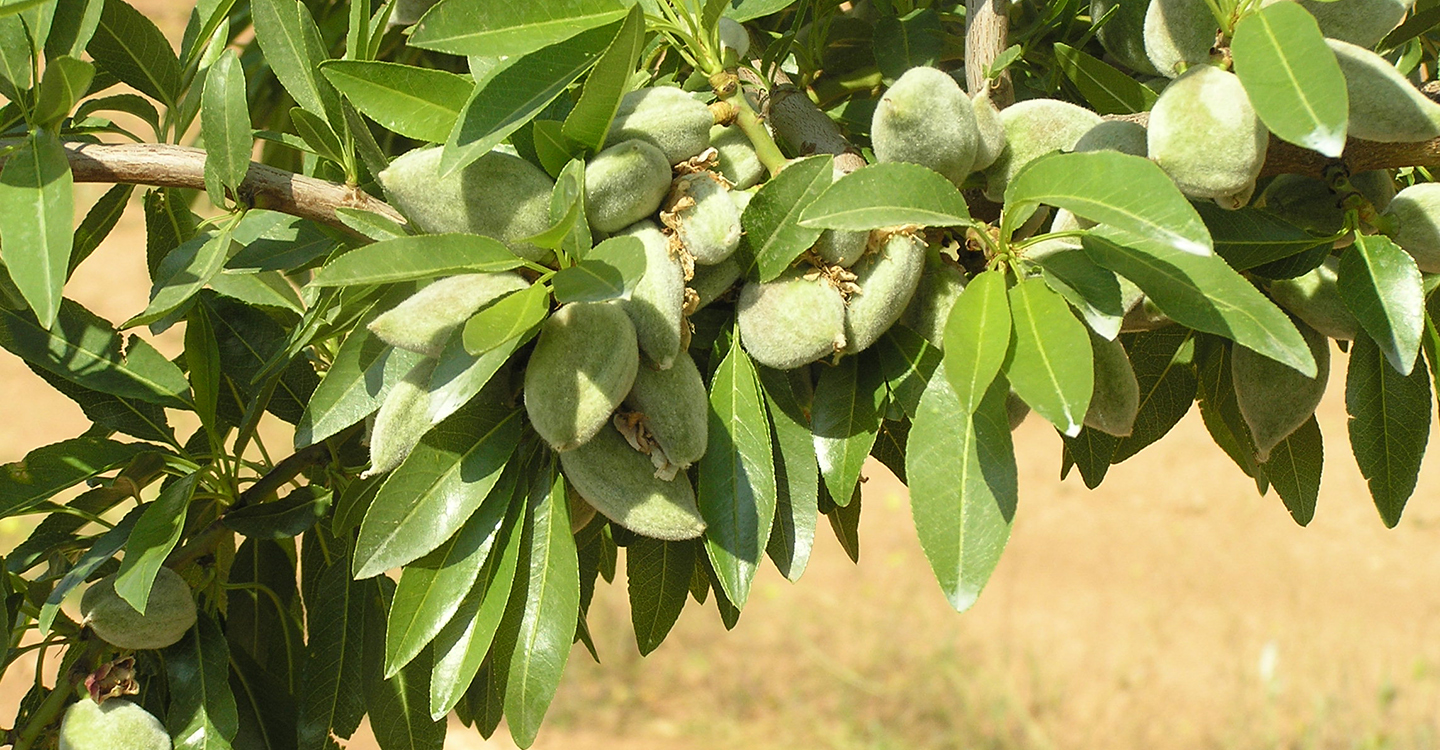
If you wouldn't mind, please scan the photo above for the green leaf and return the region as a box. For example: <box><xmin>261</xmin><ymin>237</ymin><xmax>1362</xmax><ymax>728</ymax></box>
<box><xmin>698</xmin><ymin>338</ymin><xmax>777</xmax><ymax>608</ymax></box>
<box><xmin>1083</xmin><ymin>230</ymin><xmax>1316</xmax><ymax>378</ymax></box>
<box><xmin>251</xmin><ymin>0</ymin><xmax>338</xmax><ymax>120</ymax></box>
<box><xmin>47</xmin><ymin>0</ymin><xmax>105</xmax><ymax>64</ymax></box>
<box><xmin>1053</xmin><ymin>42</ymin><xmax>1158</xmax><ymax>115</ymax></box>
<box><xmin>1231</xmin><ymin>1</ymin><xmax>1347</xmax><ymax>158</ymax></box>
<box><xmin>144</xmin><ymin>187</ymin><xmax>198</xmax><ymax>276</ymax></box>
<box><xmin>873</xmin><ymin>9</ymin><xmax>943</xmax><ymax>80</ymax></box>
<box><xmin>39</xmin><ymin>504</ymin><xmax>143</xmax><ymax>634</ymax></box>
<box><xmin>1003</xmin><ymin>277</ymin><xmax>1093</xmax><ymax>436</ymax></box>
<box><xmin>503</xmin><ymin>468</ymin><xmax>579</xmax><ymax>748</ymax></box>
<box><xmin>224</xmin><ymin>486</ymin><xmax>332</xmax><ymax>539</ymax></box>
<box><xmin>296</xmin><ymin>529</ymin><xmax>367</xmax><ymax>750</ymax></box>
<box><xmin>230</xmin><ymin>640</ymin><xmax>301</xmax><ymax>749</ymax></box>
<box><xmin>798</xmin><ymin>162</ymin><xmax>970</xmax><ymax>231</ymax></box>
<box><xmin>907</xmin><ymin>375</ymin><xmax>1017</xmax><ymax>613</ymax></box>
<box><xmin>1195</xmin><ymin>202</ymin><xmax>1331</xmax><ymax>271</ymax></box>
<box><xmin>310</xmin><ymin>235</ymin><xmax>524</xmax><ymax>287</ymax></box>
<box><xmin>320</xmin><ymin>60</ymin><xmax>472</xmax><ymax>143</ymax></box>
<box><xmin>114</xmin><ymin>471</ymin><xmax>201</xmax><ymax>613</ymax></box>
<box><xmin>186</xmin><ymin>303</ymin><xmax>222</xmax><ymax>439</ymax></box>
<box><xmin>354</xmin><ymin>398</ymin><xmax>522</xmax><ymax>579</ymax></box>
<box><xmin>875</xmin><ymin>324</ymin><xmax>941</xmax><ymax>419</ymax></box>
<box><xmin>757</xmin><ymin>366</ymin><xmax>818</xmax><ymax>582</ymax></box>
<box><xmin>0</xmin><ymin>437</ymin><xmax>150</xmax><ymax>519</ymax></box>
<box><xmin>811</xmin><ymin>356</ymin><xmax>882</xmax><ymax>508</ymax></box>
<box><xmin>1060</xmin><ymin>427</ymin><xmax>1117</xmax><ymax>489</ymax></box>
<box><xmin>0</xmin><ymin>129</ymin><xmax>74</xmax><ymax>329</ymax></box>
<box><xmin>1193</xmin><ymin>336</ymin><xmax>1263</xmax><ymax>483</ymax></box>
<box><xmin>426</xmin><ymin>327</ymin><xmax>533</xmax><ymax>428</ymax></box>
<box><xmin>296</xmin><ymin>334</ymin><xmax>426</xmax><ymax>449</ymax></box>
<box><xmin>129</xmin><ymin>226</ymin><xmax>236</xmax><ymax>329</ymax></box>
<box><xmin>89</xmin><ymin>0</ymin><xmax>180</xmax><ymax>106</ymax></box>
<box><xmin>1346</xmin><ymin>332</ymin><xmax>1431</xmax><ymax>528</ymax></box>
<box><xmin>628</xmin><ymin>537</ymin><xmax>695</xmax><ymax>655</ymax></box>
<box><xmin>0</xmin><ymin>15</ymin><xmax>30</xmax><ymax>102</ymax></box>
<box><xmin>202</xmin><ymin>293</ymin><xmax>318</xmax><ymax>427</ymax></box>
<box><xmin>409</xmin><ymin>0</ymin><xmax>628</xmax><ymax>57</ymax></box>
<box><xmin>561</xmin><ymin>4</ymin><xmax>644</xmax><ymax>153</ymax></box>
<box><xmin>551</xmin><ymin>235</ymin><xmax>647</xmax><ymax>302</ymax></box>
<box><xmin>1008</xmin><ymin>152</ymin><xmax>1212</xmax><ymax>257</ymax></box>
<box><xmin>462</xmin><ymin>284</ymin><xmax>549</xmax><ymax>355</ymax></box>
<box><xmin>289</xmin><ymin>107</ymin><xmax>346</xmax><ymax>165</ymax></box>
<box><xmin>165</xmin><ymin>615</ymin><xmax>239</xmax><ymax>750</ymax></box>
<box><xmin>942</xmin><ymin>269</ymin><xmax>1011</xmax><ymax>415</ymax></box>
<box><xmin>0</xmin><ymin>0</ymin><xmax>54</xmax><ymax>19</ymax></box>
<box><xmin>201</xmin><ymin>50</ymin><xmax>253</xmax><ymax>206</ymax></box>
<box><xmin>75</xmin><ymin>94</ymin><xmax>162</xmax><ymax>139</ymax></box>
<box><xmin>724</xmin><ymin>0</ymin><xmax>791</xmax><ymax>21</ymax></box>
<box><xmin>1338</xmin><ymin>233</ymin><xmax>1424</xmax><ymax>376</ymax></box>
<box><xmin>1263</xmin><ymin>415</ymin><xmax>1322</xmax><ymax>526</ymax></box>
<box><xmin>28</xmin><ymin>364</ymin><xmax>175</xmax><ymax>444</ymax></box>
<box><xmin>383</xmin><ymin>466</ymin><xmax>515</xmax><ymax>678</ymax></box>
<box><xmin>70</xmin><ymin>183</ymin><xmax>134</xmax><ymax>276</ymax></box>
<box><xmin>745</xmin><ymin>154</ymin><xmax>834</xmax><ymax>282</ymax></box>
<box><xmin>33</xmin><ymin>55</ymin><xmax>94</xmax><ymax>127</ymax></box>
<box><xmin>1032</xmin><ymin>247</ymin><xmax>1126</xmax><ymax>340</ymax></box>
<box><xmin>429</xmin><ymin>494</ymin><xmax>525</xmax><ymax>720</ymax></box>
<box><xmin>363</xmin><ymin>582</ymin><xmax>446</xmax><ymax>750</ymax></box>
<box><xmin>1</xmin><ymin>302</ymin><xmax>193</xmax><ymax>410</ymax></box>
<box><xmin>440</xmin><ymin>24</ymin><xmax>613</xmax><ymax>177</ymax></box>
<box><xmin>1112</xmin><ymin>328</ymin><xmax>1197</xmax><ymax>462</ymax></box>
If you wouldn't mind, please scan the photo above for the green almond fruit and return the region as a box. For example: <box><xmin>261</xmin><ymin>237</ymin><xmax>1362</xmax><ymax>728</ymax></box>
<box><xmin>1354</xmin><ymin>169</ymin><xmax>1397</xmax><ymax>213</ymax></box>
<box><xmin>59</xmin><ymin>699</ymin><xmax>171</xmax><ymax>750</ymax></box>
<box><xmin>710</xmin><ymin>124</ymin><xmax>766</xmax><ymax>189</ymax></box>
<box><xmin>665</xmin><ymin>172</ymin><xmax>742</xmax><ymax>266</ymax></box>
<box><xmin>983</xmin><ymin>99</ymin><xmax>1102</xmax><ymax>202</ymax></box>
<box><xmin>1262</xmin><ymin>0</ymin><xmax>1414</xmax><ymax>49</ymax></box>
<box><xmin>1148</xmin><ymin>64</ymin><xmax>1266</xmax><ymax>207</ymax></box>
<box><xmin>1084</xmin><ymin>331</ymin><xmax>1140</xmax><ymax>436</ymax></box>
<box><xmin>80</xmin><ymin>566</ymin><xmax>196</xmax><ymax>651</ymax></box>
<box><xmin>607</xmin><ymin>86</ymin><xmax>714</xmax><ymax>164</ymax></box>
<box><xmin>737</xmin><ymin>271</ymin><xmax>848</xmax><ymax>370</ymax></box>
<box><xmin>970</xmin><ymin>88</ymin><xmax>1008</xmax><ymax>173</ymax></box>
<box><xmin>900</xmin><ymin>249</ymin><xmax>969</xmax><ymax>348</ymax></box>
<box><xmin>814</xmin><ymin>228</ymin><xmax>869</xmax><ymax>268</ymax></box>
<box><xmin>625</xmin><ymin>351</ymin><xmax>709</xmax><ymax>472</ymax></box>
<box><xmin>1259</xmin><ymin>174</ymin><xmax>1345</xmax><ymax>236</ymax></box>
<box><xmin>524</xmin><ymin>301</ymin><xmax>640</xmax><ymax>451</ymax></box>
<box><xmin>586</xmin><ymin>139</ymin><xmax>674</xmax><ymax>234</ymax></box>
<box><xmin>617</xmin><ymin>220</ymin><xmax>687</xmax><ymax>369</ymax></box>
<box><xmin>1092</xmin><ymin>0</ymin><xmax>1160</xmax><ymax>75</ymax></box>
<box><xmin>1233</xmin><ymin>322</ymin><xmax>1331</xmax><ymax>462</ymax></box>
<box><xmin>378</xmin><ymin>147</ymin><xmax>555</xmax><ymax>262</ymax></box>
<box><xmin>1074</xmin><ymin>119</ymin><xmax>1148</xmax><ymax>156</ymax></box>
<box><xmin>690</xmin><ymin>254</ymin><xmax>742</xmax><ymax>309</ymax></box>
<box><xmin>367</xmin><ymin>273</ymin><xmax>529</xmax><ymax>358</ymax></box>
<box><xmin>1265</xmin><ymin>257</ymin><xmax>1359</xmax><ymax>340</ymax></box>
<box><xmin>872</xmin><ymin>66</ymin><xmax>979</xmax><ymax>187</ymax></box>
<box><xmin>366</xmin><ymin>358</ymin><xmax>438</xmax><ymax>477</ymax></box>
<box><xmin>1382</xmin><ymin>182</ymin><xmax>1440</xmax><ymax>272</ymax></box>
<box><xmin>1144</xmin><ymin>0</ymin><xmax>1219</xmax><ymax>77</ymax></box>
<box><xmin>843</xmin><ymin>232</ymin><xmax>926</xmax><ymax>354</ymax></box>
<box><xmin>559</xmin><ymin>422</ymin><xmax>706</xmax><ymax>540</ymax></box>
<box><xmin>1330</xmin><ymin>38</ymin><xmax>1440</xmax><ymax>142</ymax></box>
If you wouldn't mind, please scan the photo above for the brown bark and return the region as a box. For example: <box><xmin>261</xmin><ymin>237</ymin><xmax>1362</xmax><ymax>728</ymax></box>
<box><xmin>966</xmin><ymin>0</ymin><xmax>1013</xmax><ymax>106</ymax></box>
<box><xmin>56</xmin><ymin>142</ymin><xmax>407</xmax><ymax>231</ymax></box>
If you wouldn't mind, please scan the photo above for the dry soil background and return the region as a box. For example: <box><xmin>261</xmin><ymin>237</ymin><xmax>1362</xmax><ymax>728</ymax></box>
<box><xmin>5</xmin><ymin>4</ymin><xmax>1440</xmax><ymax>747</ymax></box>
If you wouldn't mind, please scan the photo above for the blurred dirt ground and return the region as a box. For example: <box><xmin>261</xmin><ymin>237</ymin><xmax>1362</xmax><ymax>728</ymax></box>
<box><xmin>6</xmin><ymin>4</ymin><xmax>1440</xmax><ymax>747</ymax></box>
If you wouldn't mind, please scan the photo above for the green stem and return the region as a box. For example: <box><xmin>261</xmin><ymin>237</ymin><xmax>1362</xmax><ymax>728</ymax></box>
<box><xmin>12</xmin><ymin>639</ymin><xmax>103</xmax><ymax>750</ymax></box>
<box><xmin>726</xmin><ymin>90</ymin><xmax>787</xmax><ymax>176</ymax></box>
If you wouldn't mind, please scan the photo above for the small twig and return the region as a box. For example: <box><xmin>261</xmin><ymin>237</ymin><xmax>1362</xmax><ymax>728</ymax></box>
<box><xmin>967</xmin><ymin>0</ymin><xmax>1014</xmax><ymax>107</ymax></box>
<box><xmin>38</xmin><ymin>142</ymin><xmax>407</xmax><ymax>232</ymax></box>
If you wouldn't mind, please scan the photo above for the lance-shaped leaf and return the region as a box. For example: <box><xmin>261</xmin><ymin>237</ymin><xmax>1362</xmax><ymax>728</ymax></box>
<box><xmin>1032</xmin><ymin>246</ymin><xmax>1126</xmax><ymax>340</ymax></box>
<box><xmin>503</xmin><ymin>468</ymin><xmax>579</xmax><ymax>748</ymax></box>
<box><xmin>628</xmin><ymin>537</ymin><xmax>695</xmax><ymax>656</ymax></box>
<box><xmin>33</xmin><ymin>55</ymin><xmax>94</xmax><ymax>128</ymax></box>
<box><xmin>907</xmin><ymin>376</ymin><xmax>1017</xmax><ymax>613</ymax></box>
<box><xmin>745</xmin><ymin>154</ymin><xmax>834</xmax><ymax>281</ymax></box>
<box><xmin>1263</xmin><ymin>415</ymin><xmax>1322</xmax><ymax>526</ymax></box>
<box><xmin>698</xmin><ymin>338</ymin><xmax>777</xmax><ymax>608</ymax></box>
<box><xmin>297</xmin><ymin>530</ymin><xmax>367</xmax><ymax>749</ymax></box>
<box><xmin>362</xmin><ymin>581</ymin><xmax>446</xmax><ymax>750</ymax></box>
<box><xmin>1195</xmin><ymin>202</ymin><xmax>1330</xmax><ymax>271</ymax></box>
<box><xmin>440</xmin><ymin>24</ymin><xmax>614</xmax><ymax>177</ymax></box>
<box><xmin>874</xmin><ymin>8</ymin><xmax>943</xmax><ymax>79</ymax></box>
<box><xmin>354</xmin><ymin>398</ymin><xmax>522</xmax><ymax>579</ymax></box>
<box><xmin>310</xmin><ymin>235</ymin><xmax>524</xmax><ymax>287</ymax></box>
<box><xmin>39</xmin><ymin>504</ymin><xmax>144</xmax><ymax>634</ymax></box>
<box><xmin>1008</xmin><ymin>151</ymin><xmax>1212</xmax><ymax>256</ymax></box>
<box><xmin>1053</xmin><ymin>42</ymin><xmax>1157</xmax><ymax>115</ymax></box>
<box><xmin>0</xmin><ymin>129</ymin><xmax>74</xmax><ymax>329</ymax></box>
<box><xmin>811</xmin><ymin>356</ymin><xmax>882</xmax><ymax>508</ymax></box>
<box><xmin>1337</xmin><ymin>233</ymin><xmax>1424</xmax><ymax>376</ymax></box>
<box><xmin>165</xmin><ymin>615</ymin><xmax>239</xmax><ymax>750</ymax></box>
<box><xmin>1112</xmin><ymin>328</ymin><xmax>1197</xmax><ymax>462</ymax></box>
<box><xmin>251</xmin><ymin>0</ymin><xmax>338</xmax><ymax>120</ymax></box>
<box><xmin>757</xmin><ymin>366</ymin><xmax>818</xmax><ymax>582</ymax></box>
<box><xmin>321</xmin><ymin>60</ymin><xmax>472</xmax><ymax>143</ymax></box>
<box><xmin>1083</xmin><ymin>230</ymin><xmax>1316</xmax><ymax>378</ymax></box>
<box><xmin>1346</xmin><ymin>332</ymin><xmax>1431</xmax><ymax>528</ymax></box>
<box><xmin>114</xmin><ymin>471</ymin><xmax>201</xmax><ymax>613</ymax></box>
<box><xmin>551</xmin><ymin>235</ymin><xmax>646</xmax><ymax>302</ymax></box>
<box><xmin>410</xmin><ymin>0</ymin><xmax>629</xmax><ymax>57</ymax></box>
<box><xmin>942</xmin><ymin>269</ymin><xmax>1011</xmax><ymax>415</ymax></box>
<box><xmin>562</xmin><ymin>5</ymin><xmax>644</xmax><ymax>153</ymax></box>
<box><xmin>295</xmin><ymin>326</ymin><xmax>427</xmax><ymax>449</ymax></box>
<box><xmin>0</xmin><ymin>438</ymin><xmax>151</xmax><ymax>519</ymax></box>
<box><xmin>202</xmin><ymin>50</ymin><xmax>253</xmax><ymax>206</ymax></box>
<box><xmin>129</xmin><ymin>227</ymin><xmax>237</xmax><ymax>329</ymax></box>
<box><xmin>89</xmin><ymin>0</ymin><xmax>180</xmax><ymax>106</ymax></box>
<box><xmin>798</xmin><ymin>162</ymin><xmax>972</xmax><ymax>231</ymax></box>
<box><xmin>1003</xmin><ymin>277</ymin><xmax>1093</xmax><ymax>437</ymax></box>
<box><xmin>462</xmin><ymin>284</ymin><xmax>549</xmax><ymax>355</ymax></box>
<box><xmin>1231</xmin><ymin>1</ymin><xmax>1348</xmax><ymax>158</ymax></box>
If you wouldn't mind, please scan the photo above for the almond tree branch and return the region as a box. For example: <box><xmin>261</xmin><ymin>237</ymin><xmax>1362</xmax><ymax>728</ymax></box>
<box><xmin>53</xmin><ymin>142</ymin><xmax>407</xmax><ymax>231</ymax></box>
<box><xmin>966</xmin><ymin>0</ymin><xmax>1013</xmax><ymax>106</ymax></box>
